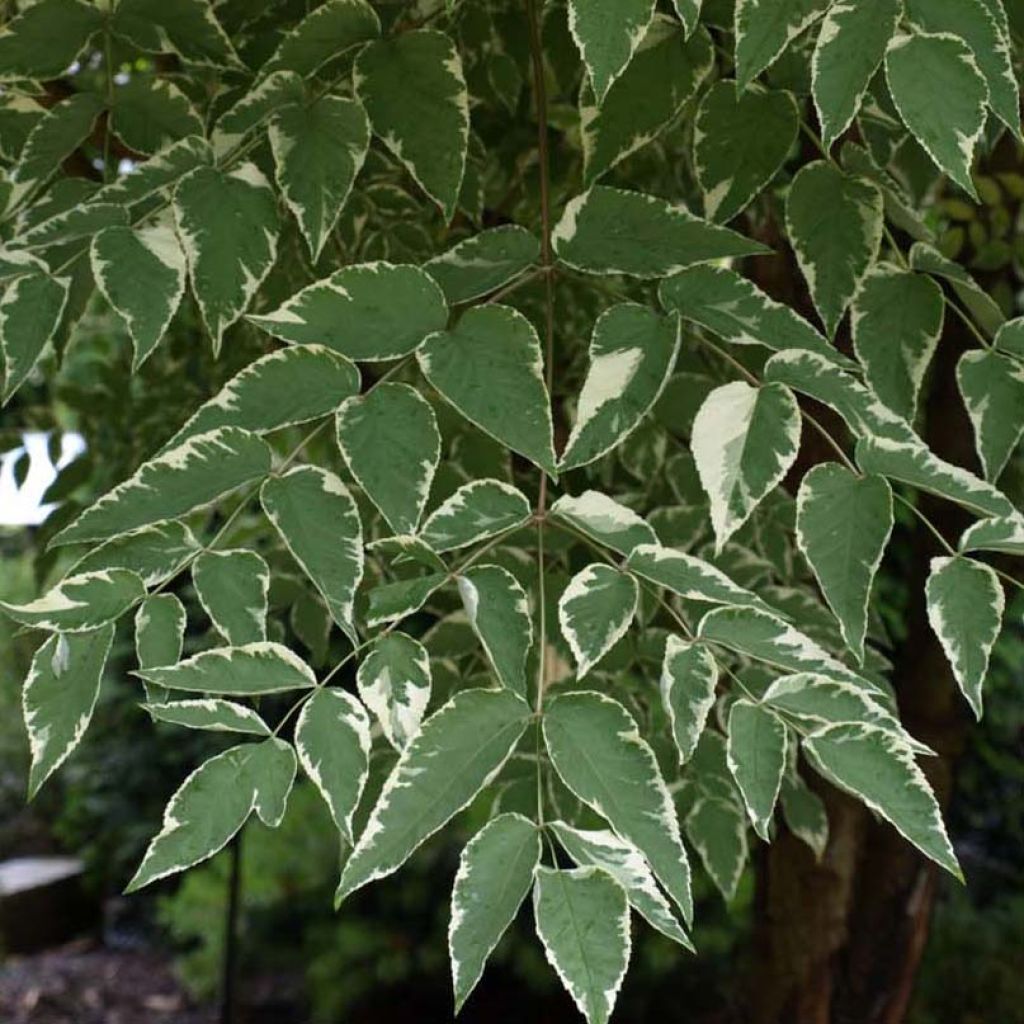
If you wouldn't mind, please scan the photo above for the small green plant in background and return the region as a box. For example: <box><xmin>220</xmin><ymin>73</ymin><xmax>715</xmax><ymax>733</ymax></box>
<box><xmin>2</xmin><ymin>0</ymin><xmax>1024</xmax><ymax>1021</ymax></box>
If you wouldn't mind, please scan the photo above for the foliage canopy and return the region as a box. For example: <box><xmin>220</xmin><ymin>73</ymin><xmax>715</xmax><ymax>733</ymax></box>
<box><xmin>2</xmin><ymin>0</ymin><xmax>1024</xmax><ymax>1020</ymax></box>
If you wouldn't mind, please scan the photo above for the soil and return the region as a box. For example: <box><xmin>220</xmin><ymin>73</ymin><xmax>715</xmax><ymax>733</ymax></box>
<box><xmin>0</xmin><ymin>938</ymin><xmax>215</xmax><ymax>1024</ymax></box>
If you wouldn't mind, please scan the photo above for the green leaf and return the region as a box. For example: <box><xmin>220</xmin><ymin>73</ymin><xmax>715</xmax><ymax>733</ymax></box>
<box><xmin>956</xmin><ymin>350</ymin><xmax>1024</xmax><ymax>481</ymax></box>
<box><xmin>192</xmin><ymin>549</ymin><xmax>269</xmax><ymax>646</ymax></box>
<box><xmin>420</xmin><ymin>479</ymin><xmax>531</xmax><ymax>553</ymax></box>
<box><xmin>135</xmin><ymin>594</ymin><xmax>186</xmax><ymax>689</ymax></box>
<box><xmin>418</xmin><ymin>305</ymin><xmax>556</xmax><ymax>475</ymax></box>
<box><xmin>270</xmin><ymin>95</ymin><xmax>370</xmax><ymax>261</ymax></box>
<box><xmin>126</xmin><ymin>738</ymin><xmax>296</xmax><ymax>892</ymax></box>
<box><xmin>354</xmin><ymin>30</ymin><xmax>468</xmax><ymax>219</ymax></box>
<box><xmin>626</xmin><ymin>542</ymin><xmax>775</xmax><ymax>613</ymax></box>
<box><xmin>0</xmin><ymin>0</ymin><xmax>103</xmax><ymax>81</ymax></box>
<box><xmin>336</xmin><ymin>688</ymin><xmax>531</xmax><ymax>903</ymax></box>
<box><xmin>582</xmin><ymin>18</ymin><xmax>712</xmax><ymax>185</ymax></box>
<box><xmin>173</xmin><ymin>163</ymin><xmax>280</xmax><ymax>352</ymax></box>
<box><xmin>959</xmin><ymin>513</ymin><xmax>1024</xmax><ymax>556</ymax></box>
<box><xmin>295</xmin><ymin>687</ymin><xmax>371</xmax><ymax>843</ymax></box>
<box><xmin>261</xmin><ymin>0</ymin><xmax>380</xmax><ymax>78</ymax></box>
<box><xmin>1</xmin><ymin>569</ymin><xmax>144</xmax><ymax>633</ymax></box>
<box><xmin>660</xmin><ymin>635</ymin><xmax>718</xmax><ymax>764</ymax></box>
<box><xmin>93</xmin><ymin>135</ymin><xmax>213</xmax><ymax>207</ymax></box>
<box><xmin>550</xmin><ymin>490</ymin><xmax>657</xmax><ymax>556</ymax></box>
<box><xmin>559</xmin><ymin>564</ymin><xmax>638</xmax><ymax>677</ymax></box>
<box><xmin>12</xmin><ymin>93</ymin><xmax>104</xmax><ymax>194</ymax></box>
<box><xmin>796</xmin><ymin>464</ymin><xmax>893</xmax><ymax>661</ymax></box>
<box><xmin>337</xmin><ymin>383</ymin><xmax>440</xmax><ymax>534</ymax></box>
<box><xmin>659</xmin><ymin>265</ymin><xmax>852</xmax><ymax>368</ymax></box>
<box><xmin>926</xmin><ymin>556</ymin><xmax>1004</xmax><ymax>719</ymax></box>
<box><xmin>698</xmin><ymin>605</ymin><xmax>879</xmax><ymax>689</ymax></box>
<box><xmin>458</xmin><ymin>565</ymin><xmax>532</xmax><ymax>697</ymax></box>
<box><xmin>568</xmin><ymin>0</ymin><xmax>656</xmax><ymax>102</ymax></box>
<box><xmin>995</xmin><ymin>316</ymin><xmax>1024</xmax><ymax>359</ymax></box>
<box><xmin>144</xmin><ymin>699</ymin><xmax>271</xmax><ymax>737</ymax></box>
<box><xmin>532</xmin><ymin>866</ymin><xmax>631</xmax><ymax>1024</ymax></box>
<box><xmin>786</xmin><ymin>161</ymin><xmax>883</xmax><ymax>337</ymax></box>
<box><xmin>762</xmin><ymin>673</ymin><xmax>933</xmax><ymax>755</ymax></box>
<box><xmin>261</xmin><ymin>466</ymin><xmax>364</xmax><ymax>643</ymax></box>
<box><xmin>691</xmin><ymin>381</ymin><xmax>801</xmax><ymax>550</ymax></box>
<box><xmin>356</xmin><ymin>632</ymin><xmax>432</xmax><ymax>750</ymax></box>
<box><xmin>91</xmin><ymin>224</ymin><xmax>186</xmax><ymax>370</ymax></box>
<box><xmin>905</xmin><ymin>0</ymin><xmax>1020</xmax><ymax>137</ymax></box>
<box><xmin>249</xmin><ymin>262</ymin><xmax>447</xmax><ymax>362</ymax></box>
<box><xmin>425</xmin><ymin>226</ymin><xmax>540</xmax><ymax>304</ymax></box>
<box><xmin>884</xmin><ymin>31</ymin><xmax>988</xmax><ymax>201</ymax></box>
<box><xmin>726</xmin><ymin>699</ymin><xmax>788</xmax><ymax>840</ymax></box>
<box><xmin>693</xmin><ymin>81</ymin><xmax>799</xmax><ymax>223</ymax></box>
<box><xmin>812</xmin><ymin>0</ymin><xmax>903</xmax><ymax>149</ymax></box>
<box><xmin>543</xmin><ymin>691</ymin><xmax>693</xmax><ymax>922</ymax></box>
<box><xmin>210</xmin><ymin>71</ymin><xmax>305</xmax><ymax>157</ymax></box>
<box><xmin>779</xmin><ymin>771</ymin><xmax>829</xmax><ymax>859</ymax></box>
<box><xmin>366</xmin><ymin>573</ymin><xmax>447</xmax><ymax>628</ymax></box>
<box><xmin>109</xmin><ymin>77</ymin><xmax>204</xmax><ymax>156</ymax></box>
<box><xmin>802</xmin><ymin>723</ymin><xmax>961</xmax><ymax>878</ymax></box>
<box><xmin>734</xmin><ymin>0</ymin><xmax>832</xmax><ymax>89</ymax></box>
<box><xmin>683</xmin><ymin>794</ymin><xmax>748</xmax><ymax>902</ymax></box>
<box><xmin>136</xmin><ymin>642</ymin><xmax>317</xmax><ymax>696</ymax></box>
<box><xmin>850</xmin><ymin>266</ymin><xmax>945</xmax><ymax>421</ymax></box>
<box><xmin>561</xmin><ymin>304</ymin><xmax>680</xmax><ymax>470</ymax></box>
<box><xmin>23</xmin><ymin>625</ymin><xmax>115</xmax><ymax>799</ymax></box>
<box><xmin>855</xmin><ymin>435</ymin><xmax>1016</xmax><ymax>518</ymax></box>
<box><xmin>552</xmin><ymin>186</ymin><xmax>770</xmax><ymax>278</ymax></box>
<box><xmin>1</xmin><ymin>272</ymin><xmax>70</xmax><ymax>402</ymax></box>
<box><xmin>764</xmin><ymin>349</ymin><xmax>916</xmax><ymax>444</ymax></box>
<box><xmin>54</xmin><ymin>428</ymin><xmax>272</xmax><ymax>548</ymax></box>
<box><xmin>449</xmin><ymin>814</ymin><xmax>540</xmax><ymax>1013</ymax></box>
<box><xmin>909</xmin><ymin>241</ymin><xmax>1004</xmax><ymax>337</ymax></box>
<box><xmin>550</xmin><ymin>822</ymin><xmax>693</xmax><ymax>951</ymax></box>
<box><xmin>163</xmin><ymin>347</ymin><xmax>360</xmax><ymax>452</ymax></box>
<box><xmin>112</xmin><ymin>0</ymin><xmax>240</xmax><ymax>69</ymax></box>
<box><xmin>672</xmin><ymin>0</ymin><xmax>702</xmax><ymax>34</ymax></box>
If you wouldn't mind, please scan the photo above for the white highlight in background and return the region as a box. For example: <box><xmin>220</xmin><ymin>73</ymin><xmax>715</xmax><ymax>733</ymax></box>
<box><xmin>0</xmin><ymin>432</ymin><xmax>86</xmax><ymax>526</ymax></box>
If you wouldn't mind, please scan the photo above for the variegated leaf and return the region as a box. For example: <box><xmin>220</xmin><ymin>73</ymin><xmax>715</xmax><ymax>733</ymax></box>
<box><xmin>192</xmin><ymin>549</ymin><xmax>269</xmax><ymax>645</ymax></box>
<box><xmin>786</xmin><ymin>161</ymin><xmax>883</xmax><ymax>338</ymax></box>
<box><xmin>91</xmin><ymin>223</ymin><xmax>186</xmax><ymax>370</ymax></box>
<box><xmin>136</xmin><ymin>642</ymin><xmax>316</xmax><ymax>696</ymax></box>
<box><xmin>337</xmin><ymin>383</ymin><xmax>440</xmax><ymax>534</ymax></box>
<box><xmin>23</xmin><ymin>625</ymin><xmax>114</xmax><ymax>798</ymax></box>
<box><xmin>925</xmin><ymin>556</ymin><xmax>1004</xmax><ymax>719</ymax></box>
<box><xmin>0</xmin><ymin>271</ymin><xmax>70</xmax><ymax>403</ymax></box>
<box><xmin>550</xmin><ymin>490</ymin><xmax>657</xmax><ymax>556</ymax></box>
<box><xmin>261</xmin><ymin>466</ymin><xmax>364</xmax><ymax>643</ymax></box>
<box><xmin>458</xmin><ymin>565</ymin><xmax>532</xmax><ymax>697</ymax></box>
<box><xmin>543</xmin><ymin>691</ymin><xmax>693</xmax><ymax>922</ymax></box>
<box><xmin>558</xmin><ymin>564</ymin><xmax>638</xmax><ymax>678</ymax></box>
<box><xmin>419</xmin><ymin>305</ymin><xmax>557</xmax><ymax>475</ymax></box>
<box><xmin>53</xmin><ymin>428</ymin><xmax>273</xmax><ymax>547</ymax></box>
<box><xmin>296</xmin><ymin>687</ymin><xmax>371</xmax><ymax>843</ymax></box>
<box><xmin>1</xmin><ymin>570</ymin><xmax>144</xmax><ymax>633</ymax></box>
<box><xmin>425</xmin><ymin>226</ymin><xmax>539</xmax><ymax>304</ymax></box>
<box><xmin>734</xmin><ymin>0</ymin><xmax>832</xmax><ymax>89</ymax></box>
<box><xmin>250</xmin><ymin>262</ymin><xmax>447</xmax><ymax>361</ymax></box>
<box><xmin>561</xmin><ymin>304</ymin><xmax>680</xmax><ymax>470</ymax></box>
<box><xmin>533</xmin><ymin>866</ymin><xmax>631</xmax><ymax>1024</ymax></box>
<box><xmin>449</xmin><ymin>813</ymin><xmax>540</xmax><ymax>1013</ymax></box>
<box><xmin>336</xmin><ymin>688</ymin><xmax>531</xmax><ymax>903</ymax></box>
<box><xmin>126</xmin><ymin>737</ymin><xmax>297</xmax><ymax>892</ymax></box>
<box><xmin>568</xmin><ymin>0</ymin><xmax>655</xmax><ymax>103</ymax></box>
<box><xmin>356</xmin><ymin>632</ymin><xmax>432</xmax><ymax>750</ymax></box>
<box><xmin>660</xmin><ymin>635</ymin><xmax>718</xmax><ymax>764</ymax></box>
<box><xmin>691</xmin><ymin>381</ymin><xmax>801</xmax><ymax>551</ymax></box>
<box><xmin>802</xmin><ymin>723</ymin><xmax>961</xmax><ymax>878</ymax></box>
<box><xmin>956</xmin><ymin>350</ymin><xmax>1024</xmax><ymax>481</ymax></box>
<box><xmin>419</xmin><ymin>479</ymin><xmax>531</xmax><ymax>553</ymax></box>
<box><xmin>144</xmin><ymin>699</ymin><xmax>271</xmax><ymax>736</ymax></box>
<box><xmin>726</xmin><ymin>699</ymin><xmax>788</xmax><ymax>840</ymax></box>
